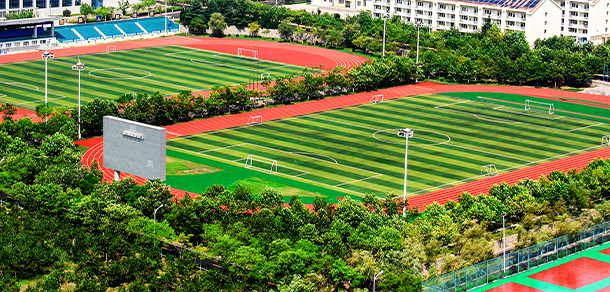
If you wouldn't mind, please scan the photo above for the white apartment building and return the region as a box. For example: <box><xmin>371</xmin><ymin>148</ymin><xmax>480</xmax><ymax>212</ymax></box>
<box><xmin>0</xmin><ymin>0</ymin><xmax>120</xmax><ymax>19</ymax></box>
<box><xmin>311</xmin><ymin>0</ymin><xmax>610</xmax><ymax>44</ymax></box>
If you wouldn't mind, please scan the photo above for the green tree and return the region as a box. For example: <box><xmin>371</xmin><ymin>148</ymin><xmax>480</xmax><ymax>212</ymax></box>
<box><xmin>248</xmin><ymin>21</ymin><xmax>260</xmax><ymax>36</ymax></box>
<box><xmin>80</xmin><ymin>3</ymin><xmax>94</xmax><ymax>22</ymax></box>
<box><xmin>278</xmin><ymin>19</ymin><xmax>294</xmax><ymax>40</ymax></box>
<box><xmin>208</xmin><ymin>12</ymin><xmax>226</xmax><ymax>37</ymax></box>
<box><xmin>118</xmin><ymin>0</ymin><xmax>130</xmax><ymax>15</ymax></box>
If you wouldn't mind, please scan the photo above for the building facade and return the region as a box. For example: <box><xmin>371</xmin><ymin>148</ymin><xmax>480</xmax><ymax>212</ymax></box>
<box><xmin>311</xmin><ymin>0</ymin><xmax>610</xmax><ymax>44</ymax></box>
<box><xmin>0</xmin><ymin>0</ymin><xmax>120</xmax><ymax>19</ymax></box>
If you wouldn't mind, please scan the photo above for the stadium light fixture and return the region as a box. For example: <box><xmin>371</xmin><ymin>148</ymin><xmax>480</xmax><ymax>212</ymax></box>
<box><xmin>72</xmin><ymin>61</ymin><xmax>85</xmax><ymax>139</ymax></box>
<box><xmin>397</xmin><ymin>128</ymin><xmax>414</xmax><ymax>217</ymax></box>
<box><xmin>42</xmin><ymin>51</ymin><xmax>54</xmax><ymax>119</ymax></box>
<box><xmin>373</xmin><ymin>270</ymin><xmax>384</xmax><ymax>292</ymax></box>
<box><xmin>382</xmin><ymin>14</ymin><xmax>390</xmax><ymax>57</ymax></box>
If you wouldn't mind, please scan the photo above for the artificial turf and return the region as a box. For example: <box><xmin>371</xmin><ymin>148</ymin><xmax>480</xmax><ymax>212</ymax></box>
<box><xmin>0</xmin><ymin>45</ymin><xmax>316</xmax><ymax>109</ymax></box>
<box><xmin>165</xmin><ymin>93</ymin><xmax>608</xmax><ymax>199</ymax></box>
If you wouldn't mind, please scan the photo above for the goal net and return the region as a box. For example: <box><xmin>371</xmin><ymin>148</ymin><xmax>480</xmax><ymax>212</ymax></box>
<box><xmin>247</xmin><ymin>115</ymin><xmax>262</xmax><ymax>125</ymax></box>
<box><xmin>481</xmin><ymin>164</ymin><xmax>498</xmax><ymax>177</ymax></box>
<box><xmin>245</xmin><ymin>155</ymin><xmax>277</xmax><ymax>174</ymax></box>
<box><xmin>603</xmin><ymin>135</ymin><xmax>610</xmax><ymax>146</ymax></box>
<box><xmin>260</xmin><ymin>73</ymin><xmax>271</xmax><ymax>81</ymax></box>
<box><xmin>106</xmin><ymin>45</ymin><xmax>117</xmax><ymax>53</ymax></box>
<box><xmin>370</xmin><ymin>94</ymin><xmax>384</xmax><ymax>104</ymax></box>
<box><xmin>525</xmin><ymin>100</ymin><xmax>554</xmax><ymax>114</ymax></box>
<box><xmin>238</xmin><ymin>48</ymin><xmax>259</xmax><ymax>59</ymax></box>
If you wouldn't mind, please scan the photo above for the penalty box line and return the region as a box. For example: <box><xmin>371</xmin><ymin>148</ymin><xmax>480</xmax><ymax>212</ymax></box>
<box><xmin>167</xmin><ymin>145</ymin><xmax>369</xmax><ymax>196</ymax></box>
<box><xmin>404</xmin><ymin>143</ymin><xmax>609</xmax><ymax>197</ymax></box>
<box><xmin>435</xmin><ymin>98</ymin><xmax>605</xmax><ymax>133</ymax></box>
<box><xmin>196</xmin><ymin>142</ymin><xmax>384</xmax><ymax>188</ymax></box>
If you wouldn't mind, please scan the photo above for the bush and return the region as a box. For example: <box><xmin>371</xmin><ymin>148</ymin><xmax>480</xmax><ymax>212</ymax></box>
<box><xmin>62</xmin><ymin>9</ymin><xmax>71</xmax><ymax>17</ymax></box>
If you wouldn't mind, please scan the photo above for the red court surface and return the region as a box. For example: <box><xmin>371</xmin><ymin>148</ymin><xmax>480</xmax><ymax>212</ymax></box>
<box><xmin>599</xmin><ymin>247</ymin><xmax>610</xmax><ymax>256</ymax></box>
<box><xmin>597</xmin><ymin>286</ymin><xmax>610</xmax><ymax>292</ymax></box>
<box><xmin>528</xmin><ymin>257</ymin><xmax>610</xmax><ymax>289</ymax></box>
<box><xmin>487</xmin><ymin>282</ymin><xmax>546</xmax><ymax>292</ymax></box>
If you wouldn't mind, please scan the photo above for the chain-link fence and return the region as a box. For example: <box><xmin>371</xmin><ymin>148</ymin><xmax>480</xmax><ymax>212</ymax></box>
<box><xmin>423</xmin><ymin>220</ymin><xmax>610</xmax><ymax>292</ymax></box>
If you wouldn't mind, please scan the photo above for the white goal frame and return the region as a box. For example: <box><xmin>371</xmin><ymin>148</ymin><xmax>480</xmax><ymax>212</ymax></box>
<box><xmin>260</xmin><ymin>73</ymin><xmax>271</xmax><ymax>80</ymax></box>
<box><xmin>245</xmin><ymin>155</ymin><xmax>277</xmax><ymax>174</ymax></box>
<box><xmin>603</xmin><ymin>135</ymin><xmax>610</xmax><ymax>146</ymax></box>
<box><xmin>370</xmin><ymin>94</ymin><xmax>384</xmax><ymax>104</ymax></box>
<box><xmin>525</xmin><ymin>100</ymin><xmax>554</xmax><ymax>114</ymax></box>
<box><xmin>238</xmin><ymin>48</ymin><xmax>259</xmax><ymax>59</ymax></box>
<box><xmin>481</xmin><ymin>164</ymin><xmax>498</xmax><ymax>177</ymax></box>
<box><xmin>106</xmin><ymin>45</ymin><xmax>117</xmax><ymax>53</ymax></box>
<box><xmin>247</xmin><ymin>115</ymin><xmax>262</xmax><ymax>125</ymax></box>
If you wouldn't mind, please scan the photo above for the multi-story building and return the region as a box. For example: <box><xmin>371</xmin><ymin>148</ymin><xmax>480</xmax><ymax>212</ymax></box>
<box><xmin>0</xmin><ymin>0</ymin><xmax>119</xmax><ymax>19</ymax></box>
<box><xmin>311</xmin><ymin>0</ymin><xmax>610</xmax><ymax>44</ymax></box>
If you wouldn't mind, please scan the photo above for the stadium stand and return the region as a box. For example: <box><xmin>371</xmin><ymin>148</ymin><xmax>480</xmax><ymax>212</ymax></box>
<box><xmin>0</xmin><ymin>17</ymin><xmax>61</xmax><ymax>54</ymax></box>
<box><xmin>54</xmin><ymin>17</ymin><xmax>179</xmax><ymax>43</ymax></box>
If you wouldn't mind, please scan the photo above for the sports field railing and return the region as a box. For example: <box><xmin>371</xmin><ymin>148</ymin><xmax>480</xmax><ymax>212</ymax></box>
<box><xmin>423</xmin><ymin>220</ymin><xmax>610</xmax><ymax>292</ymax></box>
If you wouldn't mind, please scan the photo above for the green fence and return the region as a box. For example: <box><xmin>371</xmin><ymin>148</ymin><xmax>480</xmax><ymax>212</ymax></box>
<box><xmin>423</xmin><ymin>220</ymin><xmax>610</xmax><ymax>291</ymax></box>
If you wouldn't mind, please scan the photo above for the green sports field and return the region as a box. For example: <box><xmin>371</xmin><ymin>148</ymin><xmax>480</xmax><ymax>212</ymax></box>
<box><xmin>0</xmin><ymin>46</ymin><xmax>314</xmax><ymax>109</ymax></box>
<box><xmin>165</xmin><ymin>93</ymin><xmax>610</xmax><ymax>199</ymax></box>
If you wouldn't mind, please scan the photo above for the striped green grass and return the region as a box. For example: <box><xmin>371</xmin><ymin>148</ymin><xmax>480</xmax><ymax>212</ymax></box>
<box><xmin>0</xmin><ymin>46</ymin><xmax>315</xmax><ymax>109</ymax></box>
<box><xmin>167</xmin><ymin>94</ymin><xmax>609</xmax><ymax>199</ymax></box>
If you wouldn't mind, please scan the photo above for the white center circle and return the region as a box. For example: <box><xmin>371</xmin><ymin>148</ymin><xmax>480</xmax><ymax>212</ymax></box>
<box><xmin>88</xmin><ymin>68</ymin><xmax>152</xmax><ymax>80</ymax></box>
<box><xmin>373</xmin><ymin>128</ymin><xmax>451</xmax><ymax>146</ymax></box>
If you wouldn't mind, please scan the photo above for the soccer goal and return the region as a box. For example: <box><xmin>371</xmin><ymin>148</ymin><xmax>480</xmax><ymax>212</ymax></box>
<box><xmin>525</xmin><ymin>100</ymin><xmax>554</xmax><ymax>114</ymax></box>
<box><xmin>106</xmin><ymin>45</ymin><xmax>117</xmax><ymax>53</ymax></box>
<box><xmin>247</xmin><ymin>115</ymin><xmax>262</xmax><ymax>125</ymax></box>
<box><xmin>370</xmin><ymin>94</ymin><xmax>384</xmax><ymax>104</ymax></box>
<box><xmin>238</xmin><ymin>48</ymin><xmax>259</xmax><ymax>59</ymax></box>
<box><xmin>245</xmin><ymin>155</ymin><xmax>277</xmax><ymax>174</ymax></box>
<box><xmin>481</xmin><ymin>164</ymin><xmax>498</xmax><ymax>177</ymax></box>
<box><xmin>603</xmin><ymin>135</ymin><xmax>610</xmax><ymax>146</ymax></box>
<box><xmin>260</xmin><ymin>73</ymin><xmax>271</xmax><ymax>81</ymax></box>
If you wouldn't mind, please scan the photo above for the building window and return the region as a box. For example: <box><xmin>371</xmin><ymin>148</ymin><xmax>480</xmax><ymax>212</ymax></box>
<box><xmin>606</xmin><ymin>28</ymin><xmax>608</xmax><ymax>32</ymax></box>
<box><xmin>570</xmin><ymin>19</ymin><xmax>577</xmax><ymax>24</ymax></box>
<box><xmin>50</xmin><ymin>0</ymin><xmax>59</xmax><ymax>7</ymax></box>
<box><xmin>473</xmin><ymin>17</ymin><xmax>477</xmax><ymax>21</ymax></box>
<box><xmin>462</xmin><ymin>6</ymin><xmax>468</xmax><ymax>11</ymax></box>
<box><xmin>545</xmin><ymin>12</ymin><xmax>548</xmax><ymax>16</ymax></box>
<box><xmin>507</xmin><ymin>20</ymin><xmax>515</xmax><ymax>26</ymax></box>
<box><xmin>544</xmin><ymin>21</ymin><xmax>547</xmax><ymax>25</ymax></box>
<box><xmin>23</xmin><ymin>41</ymin><xmax>29</xmax><ymax>46</ymax></box>
<box><xmin>395</xmin><ymin>7</ymin><xmax>401</xmax><ymax>12</ymax></box>
<box><xmin>496</xmin><ymin>20</ymin><xmax>501</xmax><ymax>25</ymax></box>
<box><xmin>438</xmin><ymin>21</ymin><xmax>445</xmax><ymax>25</ymax></box>
<box><xmin>32</xmin><ymin>40</ymin><xmax>37</xmax><ymax>45</ymax></box>
<box><xmin>0</xmin><ymin>0</ymin><xmax>5</xmax><ymax>9</ymax></box>
<box><xmin>14</xmin><ymin>42</ymin><xmax>20</xmax><ymax>47</ymax></box>
<box><xmin>22</xmin><ymin>0</ymin><xmax>32</xmax><ymax>7</ymax></box>
<box><xmin>461</xmin><ymin>15</ymin><xmax>467</xmax><ymax>20</ymax></box>
<box><xmin>544</xmin><ymin>29</ymin><xmax>547</xmax><ymax>33</ymax></box>
<box><xmin>520</xmin><ymin>23</ymin><xmax>525</xmax><ymax>28</ymax></box>
<box><xmin>474</xmin><ymin>9</ymin><xmax>478</xmax><ymax>13</ymax></box>
<box><xmin>521</xmin><ymin>13</ymin><xmax>526</xmax><ymax>19</ymax></box>
<box><xmin>439</xmin><ymin>3</ymin><xmax>445</xmax><ymax>9</ymax></box>
<box><xmin>571</xmin><ymin>11</ymin><xmax>578</xmax><ymax>16</ymax></box>
<box><xmin>460</xmin><ymin>24</ymin><xmax>467</xmax><ymax>28</ymax></box>
<box><xmin>62</xmin><ymin>0</ymin><xmax>71</xmax><ymax>6</ymax></box>
<box><xmin>416</xmin><ymin>1</ymin><xmax>423</xmax><ymax>6</ymax></box>
<box><xmin>484</xmin><ymin>9</ymin><xmax>491</xmax><ymax>14</ymax></box>
<box><xmin>36</xmin><ymin>0</ymin><xmax>45</xmax><ymax>8</ymax></box>
<box><xmin>439</xmin><ymin>12</ymin><xmax>445</xmax><ymax>17</ymax></box>
<box><xmin>585</xmin><ymin>4</ymin><xmax>589</xmax><ymax>9</ymax></box>
<box><xmin>584</xmin><ymin>12</ymin><xmax>588</xmax><ymax>18</ymax></box>
<box><xmin>569</xmin><ymin>27</ymin><xmax>576</xmax><ymax>32</ymax></box>
<box><xmin>571</xmin><ymin>2</ymin><xmax>578</xmax><ymax>8</ymax></box>
<box><xmin>8</xmin><ymin>0</ymin><xmax>18</xmax><ymax>9</ymax></box>
<box><xmin>417</xmin><ymin>10</ymin><xmax>423</xmax><ymax>14</ymax></box>
<box><xmin>5</xmin><ymin>43</ymin><xmax>11</xmax><ymax>48</ymax></box>
<box><xmin>508</xmin><ymin>12</ymin><xmax>515</xmax><ymax>17</ymax></box>
<box><xmin>41</xmin><ymin>39</ymin><xmax>46</xmax><ymax>44</ymax></box>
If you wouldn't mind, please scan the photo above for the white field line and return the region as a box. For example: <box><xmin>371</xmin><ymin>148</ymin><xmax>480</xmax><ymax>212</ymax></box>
<box><xmin>401</xmin><ymin>144</ymin><xmax>608</xmax><ymax>197</ymax></box>
<box><xmin>434</xmin><ymin>99</ymin><xmax>471</xmax><ymax>108</ymax></box>
<box><xmin>290</xmin><ymin>152</ymin><xmax>338</xmax><ymax>164</ymax></box>
<box><xmin>493</xmin><ymin>105</ymin><xmax>564</xmax><ymax>120</ymax></box>
<box><xmin>51</xmin><ymin>58</ymin><xmax>203</xmax><ymax>91</ymax></box>
<box><xmin>0</xmin><ymin>81</ymin><xmax>67</xmax><ymax>105</ymax></box>
<box><xmin>473</xmin><ymin>114</ymin><xmax>521</xmax><ymax>124</ymax></box>
<box><xmin>333</xmin><ymin>174</ymin><xmax>383</xmax><ymax>187</ymax></box>
<box><xmin>198</xmin><ymin>143</ymin><xmax>247</xmax><ymax>154</ymax></box>
<box><xmin>166</xmin><ymin>145</ymin><xmax>367</xmax><ymax>196</ymax></box>
<box><xmin>567</xmin><ymin>123</ymin><xmax>604</xmax><ymax>133</ymax></box>
<box><xmin>308</xmin><ymin>115</ymin><xmax>380</xmax><ymax>131</ymax></box>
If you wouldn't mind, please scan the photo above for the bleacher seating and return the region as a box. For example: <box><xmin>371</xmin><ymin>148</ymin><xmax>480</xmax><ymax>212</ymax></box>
<box><xmin>0</xmin><ymin>27</ymin><xmax>44</xmax><ymax>38</ymax></box>
<box><xmin>54</xmin><ymin>17</ymin><xmax>179</xmax><ymax>43</ymax></box>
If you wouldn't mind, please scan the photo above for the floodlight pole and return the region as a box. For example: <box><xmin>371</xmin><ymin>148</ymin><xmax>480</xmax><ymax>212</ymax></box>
<box><xmin>382</xmin><ymin>15</ymin><xmax>389</xmax><ymax>57</ymax></box>
<box><xmin>502</xmin><ymin>212</ymin><xmax>507</xmax><ymax>273</ymax></box>
<box><xmin>397</xmin><ymin>128</ymin><xmax>414</xmax><ymax>217</ymax></box>
<box><xmin>154</xmin><ymin>204</ymin><xmax>164</xmax><ymax>235</ymax></box>
<box><xmin>164</xmin><ymin>0</ymin><xmax>167</xmax><ymax>37</ymax></box>
<box><xmin>72</xmin><ymin>61</ymin><xmax>85</xmax><ymax>139</ymax></box>
<box><xmin>415</xmin><ymin>21</ymin><xmax>424</xmax><ymax>83</ymax></box>
<box><xmin>373</xmin><ymin>270</ymin><xmax>384</xmax><ymax>292</ymax></box>
<box><xmin>42</xmin><ymin>51</ymin><xmax>54</xmax><ymax>121</ymax></box>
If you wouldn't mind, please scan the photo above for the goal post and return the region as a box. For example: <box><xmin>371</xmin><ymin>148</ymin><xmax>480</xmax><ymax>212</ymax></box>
<box><xmin>247</xmin><ymin>115</ymin><xmax>262</xmax><ymax>125</ymax></box>
<box><xmin>260</xmin><ymin>73</ymin><xmax>271</xmax><ymax>81</ymax></box>
<box><xmin>106</xmin><ymin>45</ymin><xmax>117</xmax><ymax>53</ymax></box>
<box><xmin>481</xmin><ymin>164</ymin><xmax>498</xmax><ymax>177</ymax></box>
<box><xmin>370</xmin><ymin>94</ymin><xmax>384</xmax><ymax>104</ymax></box>
<box><xmin>237</xmin><ymin>48</ymin><xmax>259</xmax><ymax>59</ymax></box>
<box><xmin>603</xmin><ymin>135</ymin><xmax>610</xmax><ymax>146</ymax></box>
<box><xmin>245</xmin><ymin>155</ymin><xmax>277</xmax><ymax>174</ymax></box>
<box><xmin>525</xmin><ymin>100</ymin><xmax>554</xmax><ymax>114</ymax></box>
